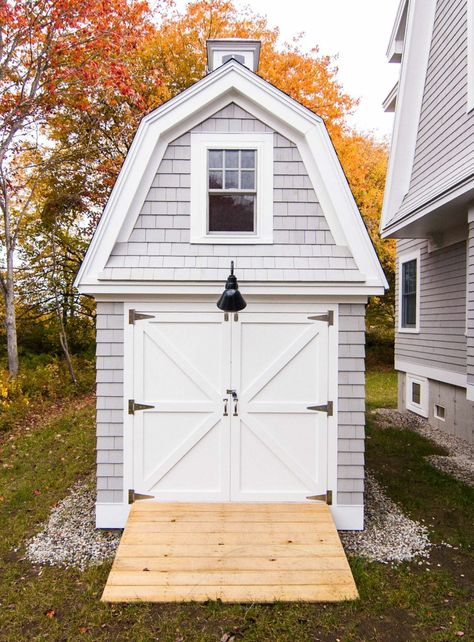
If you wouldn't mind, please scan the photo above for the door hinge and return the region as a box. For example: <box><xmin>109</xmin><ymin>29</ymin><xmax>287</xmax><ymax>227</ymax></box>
<box><xmin>128</xmin><ymin>489</ymin><xmax>154</xmax><ymax>504</ymax></box>
<box><xmin>129</xmin><ymin>309</ymin><xmax>155</xmax><ymax>324</ymax></box>
<box><xmin>307</xmin><ymin>401</ymin><xmax>333</xmax><ymax>416</ymax></box>
<box><xmin>307</xmin><ymin>490</ymin><xmax>333</xmax><ymax>505</ymax></box>
<box><xmin>128</xmin><ymin>399</ymin><xmax>155</xmax><ymax>415</ymax></box>
<box><xmin>308</xmin><ymin>310</ymin><xmax>334</xmax><ymax>326</ymax></box>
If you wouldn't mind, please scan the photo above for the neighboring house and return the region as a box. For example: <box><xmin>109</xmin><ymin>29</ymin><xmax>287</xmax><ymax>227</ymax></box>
<box><xmin>381</xmin><ymin>0</ymin><xmax>474</xmax><ymax>442</ymax></box>
<box><xmin>75</xmin><ymin>39</ymin><xmax>386</xmax><ymax>531</ymax></box>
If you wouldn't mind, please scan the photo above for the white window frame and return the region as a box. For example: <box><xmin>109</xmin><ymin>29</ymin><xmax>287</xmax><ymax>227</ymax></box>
<box><xmin>398</xmin><ymin>249</ymin><xmax>421</xmax><ymax>333</ymax></box>
<box><xmin>433</xmin><ymin>403</ymin><xmax>446</xmax><ymax>421</ymax></box>
<box><xmin>190</xmin><ymin>132</ymin><xmax>274</xmax><ymax>244</ymax></box>
<box><xmin>468</xmin><ymin>0</ymin><xmax>474</xmax><ymax>112</ymax></box>
<box><xmin>406</xmin><ymin>373</ymin><xmax>428</xmax><ymax>417</ymax></box>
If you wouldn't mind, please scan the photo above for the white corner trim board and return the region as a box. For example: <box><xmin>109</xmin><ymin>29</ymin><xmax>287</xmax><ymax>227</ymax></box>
<box><xmin>468</xmin><ymin>0</ymin><xmax>474</xmax><ymax>112</ymax></box>
<box><xmin>395</xmin><ymin>359</ymin><xmax>468</xmax><ymax>389</ymax></box>
<box><xmin>74</xmin><ymin>60</ymin><xmax>387</xmax><ymax>293</ymax></box>
<box><xmin>380</xmin><ymin>0</ymin><xmax>437</xmax><ymax>233</ymax></box>
<box><xmin>467</xmin><ymin>384</ymin><xmax>474</xmax><ymax>402</ymax></box>
<box><xmin>190</xmin><ymin>131</ymin><xmax>273</xmax><ymax>244</ymax></box>
<box><xmin>95</xmin><ymin>502</ymin><xmax>364</xmax><ymax>531</ymax></box>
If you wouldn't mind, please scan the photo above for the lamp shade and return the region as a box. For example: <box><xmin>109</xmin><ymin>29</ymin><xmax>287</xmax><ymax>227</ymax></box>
<box><xmin>216</xmin><ymin>261</ymin><xmax>247</xmax><ymax>312</ymax></box>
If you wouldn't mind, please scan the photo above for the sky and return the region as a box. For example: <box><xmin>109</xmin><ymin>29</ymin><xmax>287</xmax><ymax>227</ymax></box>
<box><xmin>175</xmin><ymin>0</ymin><xmax>401</xmax><ymax>139</ymax></box>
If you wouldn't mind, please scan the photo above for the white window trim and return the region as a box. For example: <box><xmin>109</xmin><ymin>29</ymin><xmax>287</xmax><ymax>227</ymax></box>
<box><xmin>433</xmin><ymin>403</ymin><xmax>446</xmax><ymax>422</ymax></box>
<box><xmin>406</xmin><ymin>373</ymin><xmax>428</xmax><ymax>417</ymax></box>
<box><xmin>468</xmin><ymin>0</ymin><xmax>474</xmax><ymax>112</ymax></box>
<box><xmin>398</xmin><ymin>249</ymin><xmax>420</xmax><ymax>333</ymax></box>
<box><xmin>190</xmin><ymin>131</ymin><xmax>273</xmax><ymax>244</ymax></box>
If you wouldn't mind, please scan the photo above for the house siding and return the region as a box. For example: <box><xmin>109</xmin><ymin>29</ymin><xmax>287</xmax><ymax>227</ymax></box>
<box><xmin>396</xmin><ymin>238</ymin><xmax>467</xmax><ymax>374</ymax></box>
<box><xmin>96</xmin><ymin>302</ymin><xmax>124</xmax><ymax>504</ymax></box>
<box><xmin>95</xmin><ymin>301</ymin><xmax>366</xmax><ymax>507</ymax></box>
<box><xmin>394</xmin><ymin>0</ymin><xmax>474</xmax><ymax>221</ymax></box>
<box><xmin>103</xmin><ymin>103</ymin><xmax>360</xmax><ymax>283</ymax></box>
<box><xmin>468</xmin><ymin>221</ymin><xmax>474</xmax><ymax>387</ymax></box>
<box><xmin>337</xmin><ymin>303</ymin><xmax>366</xmax><ymax>506</ymax></box>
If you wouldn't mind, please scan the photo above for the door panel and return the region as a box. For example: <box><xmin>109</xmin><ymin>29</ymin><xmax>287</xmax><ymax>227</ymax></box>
<box><xmin>133</xmin><ymin>312</ymin><xmax>231</xmax><ymax>501</ymax></box>
<box><xmin>131</xmin><ymin>309</ymin><xmax>329</xmax><ymax>503</ymax></box>
<box><xmin>230</xmin><ymin>313</ymin><xmax>328</xmax><ymax>501</ymax></box>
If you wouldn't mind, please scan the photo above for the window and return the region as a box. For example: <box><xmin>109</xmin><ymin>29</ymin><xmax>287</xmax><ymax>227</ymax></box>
<box><xmin>406</xmin><ymin>373</ymin><xmax>428</xmax><ymax>417</ymax></box>
<box><xmin>398</xmin><ymin>250</ymin><xmax>420</xmax><ymax>332</ymax></box>
<box><xmin>190</xmin><ymin>132</ymin><xmax>273</xmax><ymax>244</ymax></box>
<box><xmin>208</xmin><ymin>149</ymin><xmax>256</xmax><ymax>233</ymax></box>
<box><xmin>434</xmin><ymin>404</ymin><xmax>446</xmax><ymax>421</ymax></box>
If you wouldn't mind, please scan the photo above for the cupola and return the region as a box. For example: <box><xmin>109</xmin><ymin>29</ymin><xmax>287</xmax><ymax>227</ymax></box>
<box><xmin>206</xmin><ymin>38</ymin><xmax>261</xmax><ymax>73</ymax></box>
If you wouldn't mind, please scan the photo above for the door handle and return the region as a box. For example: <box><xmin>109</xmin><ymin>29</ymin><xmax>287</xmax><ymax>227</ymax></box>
<box><xmin>223</xmin><ymin>398</ymin><xmax>228</xmax><ymax>416</ymax></box>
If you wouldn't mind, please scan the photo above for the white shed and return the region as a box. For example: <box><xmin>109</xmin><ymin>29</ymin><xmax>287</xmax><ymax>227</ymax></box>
<box><xmin>75</xmin><ymin>39</ymin><xmax>387</xmax><ymax>532</ymax></box>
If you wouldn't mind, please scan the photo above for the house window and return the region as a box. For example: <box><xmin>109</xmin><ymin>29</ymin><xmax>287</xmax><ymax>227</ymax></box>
<box><xmin>434</xmin><ymin>404</ymin><xmax>446</xmax><ymax>421</ymax></box>
<box><xmin>190</xmin><ymin>132</ymin><xmax>273</xmax><ymax>244</ymax></box>
<box><xmin>208</xmin><ymin>149</ymin><xmax>256</xmax><ymax>233</ymax></box>
<box><xmin>406</xmin><ymin>373</ymin><xmax>428</xmax><ymax>417</ymax></box>
<box><xmin>399</xmin><ymin>250</ymin><xmax>420</xmax><ymax>332</ymax></box>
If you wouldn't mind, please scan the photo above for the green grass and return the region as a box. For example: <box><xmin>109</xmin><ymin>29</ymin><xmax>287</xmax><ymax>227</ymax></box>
<box><xmin>0</xmin><ymin>372</ymin><xmax>473</xmax><ymax>641</ymax></box>
<box><xmin>366</xmin><ymin>369</ymin><xmax>398</xmax><ymax>409</ymax></box>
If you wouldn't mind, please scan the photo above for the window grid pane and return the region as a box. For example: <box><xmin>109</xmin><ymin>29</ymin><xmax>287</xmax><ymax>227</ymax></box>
<box><xmin>402</xmin><ymin>259</ymin><xmax>417</xmax><ymax>328</ymax></box>
<box><xmin>208</xmin><ymin>149</ymin><xmax>257</xmax><ymax>192</ymax></box>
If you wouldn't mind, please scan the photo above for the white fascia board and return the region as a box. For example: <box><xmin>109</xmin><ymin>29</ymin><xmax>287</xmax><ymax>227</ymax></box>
<box><xmin>386</xmin><ymin>0</ymin><xmax>408</xmax><ymax>62</ymax></box>
<box><xmin>76</xmin><ymin>59</ymin><xmax>386</xmax><ymax>290</ymax></box>
<box><xmin>380</xmin><ymin>0</ymin><xmax>437</xmax><ymax>234</ymax></box>
<box><xmin>76</xmin><ymin>280</ymin><xmax>385</xmax><ymax>297</ymax></box>
<box><xmin>395</xmin><ymin>359</ymin><xmax>467</xmax><ymax>389</ymax></box>
<box><xmin>382</xmin><ymin>82</ymin><xmax>398</xmax><ymax>113</ymax></box>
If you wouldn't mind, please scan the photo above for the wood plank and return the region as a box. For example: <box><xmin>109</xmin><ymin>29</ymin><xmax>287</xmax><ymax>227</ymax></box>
<box><xmin>112</xmin><ymin>556</ymin><xmax>351</xmax><ymax>572</ymax></box>
<box><xmin>106</xmin><ymin>570</ymin><xmax>354</xmax><ymax>586</ymax></box>
<box><xmin>123</xmin><ymin>521</ymin><xmax>337</xmax><ymax>534</ymax></box>
<box><xmin>114</xmin><ymin>543</ymin><xmax>347</xmax><ymax>558</ymax></box>
<box><xmin>119</xmin><ymin>532</ymin><xmax>338</xmax><ymax>545</ymax></box>
<box><xmin>102</xmin><ymin>502</ymin><xmax>358</xmax><ymax>603</ymax></box>
<box><xmin>127</xmin><ymin>511</ymin><xmax>334</xmax><ymax>524</ymax></box>
<box><xmin>102</xmin><ymin>584</ymin><xmax>359</xmax><ymax>603</ymax></box>
<box><xmin>131</xmin><ymin>502</ymin><xmax>328</xmax><ymax>512</ymax></box>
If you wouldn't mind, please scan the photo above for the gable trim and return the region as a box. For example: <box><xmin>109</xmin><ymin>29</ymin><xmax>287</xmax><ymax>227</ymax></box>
<box><xmin>75</xmin><ymin>61</ymin><xmax>386</xmax><ymax>291</ymax></box>
<box><xmin>380</xmin><ymin>0</ymin><xmax>437</xmax><ymax>234</ymax></box>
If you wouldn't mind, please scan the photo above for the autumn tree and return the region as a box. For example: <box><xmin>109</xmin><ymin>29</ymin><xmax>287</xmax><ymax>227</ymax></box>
<box><xmin>0</xmin><ymin>0</ymin><xmax>153</xmax><ymax>376</ymax></box>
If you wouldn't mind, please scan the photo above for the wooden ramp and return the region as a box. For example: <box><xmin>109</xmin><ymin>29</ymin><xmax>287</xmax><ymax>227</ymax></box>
<box><xmin>102</xmin><ymin>503</ymin><xmax>358</xmax><ymax>603</ymax></box>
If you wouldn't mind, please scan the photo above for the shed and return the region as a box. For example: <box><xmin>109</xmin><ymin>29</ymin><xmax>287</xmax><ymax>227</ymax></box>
<box><xmin>75</xmin><ymin>39</ymin><xmax>387</xmax><ymax>532</ymax></box>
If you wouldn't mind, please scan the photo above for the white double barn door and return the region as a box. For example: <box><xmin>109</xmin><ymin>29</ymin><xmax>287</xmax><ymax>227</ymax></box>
<box><xmin>132</xmin><ymin>310</ymin><xmax>329</xmax><ymax>502</ymax></box>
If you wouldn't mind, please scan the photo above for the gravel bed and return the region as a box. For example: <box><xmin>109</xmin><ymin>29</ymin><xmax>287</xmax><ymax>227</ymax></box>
<box><xmin>24</xmin><ymin>477</ymin><xmax>120</xmax><ymax>570</ymax></box>
<box><xmin>341</xmin><ymin>473</ymin><xmax>431</xmax><ymax>564</ymax></box>
<box><xmin>372</xmin><ymin>408</ymin><xmax>474</xmax><ymax>487</ymax></box>
<box><xmin>24</xmin><ymin>470</ymin><xmax>431</xmax><ymax>570</ymax></box>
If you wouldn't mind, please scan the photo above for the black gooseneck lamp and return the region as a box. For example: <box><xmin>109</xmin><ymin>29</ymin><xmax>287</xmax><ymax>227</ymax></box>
<box><xmin>216</xmin><ymin>261</ymin><xmax>247</xmax><ymax>312</ymax></box>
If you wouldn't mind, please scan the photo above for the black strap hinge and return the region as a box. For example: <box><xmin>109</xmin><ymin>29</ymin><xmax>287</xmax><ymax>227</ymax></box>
<box><xmin>128</xmin><ymin>399</ymin><xmax>155</xmax><ymax>415</ymax></box>
<box><xmin>307</xmin><ymin>401</ymin><xmax>333</xmax><ymax>416</ymax></box>
<box><xmin>129</xmin><ymin>309</ymin><xmax>155</xmax><ymax>324</ymax></box>
<box><xmin>308</xmin><ymin>310</ymin><xmax>334</xmax><ymax>326</ymax></box>
<box><xmin>128</xmin><ymin>489</ymin><xmax>154</xmax><ymax>504</ymax></box>
<box><xmin>306</xmin><ymin>490</ymin><xmax>333</xmax><ymax>505</ymax></box>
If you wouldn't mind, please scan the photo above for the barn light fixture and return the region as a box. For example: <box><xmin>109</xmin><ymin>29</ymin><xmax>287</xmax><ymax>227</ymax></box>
<box><xmin>216</xmin><ymin>261</ymin><xmax>247</xmax><ymax>312</ymax></box>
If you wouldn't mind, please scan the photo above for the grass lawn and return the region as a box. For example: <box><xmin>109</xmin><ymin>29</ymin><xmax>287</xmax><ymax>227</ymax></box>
<box><xmin>0</xmin><ymin>370</ymin><xmax>473</xmax><ymax>641</ymax></box>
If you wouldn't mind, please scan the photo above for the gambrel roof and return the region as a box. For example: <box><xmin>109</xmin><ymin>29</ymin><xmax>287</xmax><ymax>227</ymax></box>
<box><xmin>75</xmin><ymin>59</ymin><xmax>387</xmax><ymax>295</ymax></box>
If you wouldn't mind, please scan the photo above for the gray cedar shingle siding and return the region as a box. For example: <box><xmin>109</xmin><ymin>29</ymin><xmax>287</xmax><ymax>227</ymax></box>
<box><xmin>394</xmin><ymin>0</ymin><xmax>474</xmax><ymax>222</ymax></box>
<box><xmin>337</xmin><ymin>303</ymin><xmax>365</xmax><ymax>505</ymax></box>
<box><xmin>95</xmin><ymin>302</ymin><xmax>366</xmax><ymax>506</ymax></box>
<box><xmin>96</xmin><ymin>302</ymin><xmax>124</xmax><ymax>503</ymax></box>
<box><xmin>102</xmin><ymin>103</ymin><xmax>360</xmax><ymax>282</ymax></box>
<box><xmin>468</xmin><ymin>221</ymin><xmax>474</xmax><ymax>387</ymax></box>
<box><xmin>396</xmin><ymin>238</ymin><xmax>467</xmax><ymax>374</ymax></box>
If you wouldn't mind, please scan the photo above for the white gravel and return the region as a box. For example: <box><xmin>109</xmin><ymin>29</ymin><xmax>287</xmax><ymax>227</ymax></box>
<box><xmin>24</xmin><ymin>477</ymin><xmax>120</xmax><ymax>570</ymax></box>
<box><xmin>373</xmin><ymin>408</ymin><xmax>474</xmax><ymax>487</ymax></box>
<box><xmin>341</xmin><ymin>473</ymin><xmax>431</xmax><ymax>564</ymax></box>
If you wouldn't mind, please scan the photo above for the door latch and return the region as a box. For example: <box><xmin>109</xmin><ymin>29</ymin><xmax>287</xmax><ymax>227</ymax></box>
<box><xmin>226</xmin><ymin>390</ymin><xmax>238</xmax><ymax>416</ymax></box>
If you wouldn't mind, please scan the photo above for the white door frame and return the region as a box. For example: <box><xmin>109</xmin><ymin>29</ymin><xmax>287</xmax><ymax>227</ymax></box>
<box><xmin>122</xmin><ymin>299</ymin><xmax>339</xmax><ymax>506</ymax></box>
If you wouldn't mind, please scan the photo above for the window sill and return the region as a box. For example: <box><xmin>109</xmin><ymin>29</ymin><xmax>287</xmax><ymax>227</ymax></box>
<box><xmin>190</xmin><ymin>235</ymin><xmax>273</xmax><ymax>245</ymax></box>
<box><xmin>398</xmin><ymin>327</ymin><xmax>420</xmax><ymax>334</ymax></box>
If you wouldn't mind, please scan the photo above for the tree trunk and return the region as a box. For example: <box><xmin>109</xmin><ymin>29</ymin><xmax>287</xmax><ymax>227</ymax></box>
<box><xmin>1</xmin><ymin>195</ymin><xmax>19</xmax><ymax>378</ymax></box>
